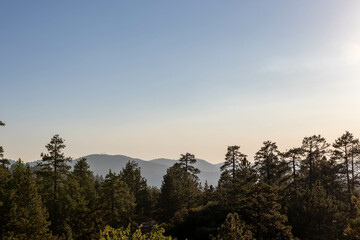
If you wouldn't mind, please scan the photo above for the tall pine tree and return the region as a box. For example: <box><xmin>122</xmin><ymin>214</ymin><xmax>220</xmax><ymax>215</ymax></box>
<box><xmin>349</xmin><ymin>140</ymin><xmax>360</xmax><ymax>191</ymax></box>
<box><xmin>36</xmin><ymin>134</ymin><xmax>72</xmax><ymax>237</ymax></box>
<box><xmin>220</xmin><ymin>146</ymin><xmax>247</xmax><ymax>180</ymax></box>
<box><xmin>178</xmin><ymin>153</ymin><xmax>200</xmax><ymax>178</ymax></box>
<box><xmin>254</xmin><ymin>141</ymin><xmax>289</xmax><ymax>186</ymax></box>
<box><xmin>333</xmin><ymin>131</ymin><xmax>357</xmax><ymax>216</ymax></box>
<box><xmin>300</xmin><ymin>135</ymin><xmax>329</xmax><ymax>188</ymax></box>
<box><xmin>284</xmin><ymin>147</ymin><xmax>303</xmax><ymax>187</ymax></box>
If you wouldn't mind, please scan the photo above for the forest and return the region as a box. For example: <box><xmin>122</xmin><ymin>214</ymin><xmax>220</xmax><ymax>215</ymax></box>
<box><xmin>1</xmin><ymin>120</ymin><xmax>360</xmax><ymax>240</ymax></box>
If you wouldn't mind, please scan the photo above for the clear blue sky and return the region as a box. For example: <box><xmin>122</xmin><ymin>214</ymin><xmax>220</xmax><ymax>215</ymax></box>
<box><xmin>1</xmin><ymin>0</ymin><xmax>360</xmax><ymax>163</ymax></box>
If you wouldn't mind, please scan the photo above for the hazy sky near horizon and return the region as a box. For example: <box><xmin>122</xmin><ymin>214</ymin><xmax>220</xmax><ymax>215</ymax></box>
<box><xmin>1</xmin><ymin>1</ymin><xmax>360</xmax><ymax>164</ymax></box>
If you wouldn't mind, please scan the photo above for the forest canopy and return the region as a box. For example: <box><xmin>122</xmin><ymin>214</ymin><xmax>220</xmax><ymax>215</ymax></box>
<box><xmin>1</xmin><ymin>125</ymin><xmax>360</xmax><ymax>239</ymax></box>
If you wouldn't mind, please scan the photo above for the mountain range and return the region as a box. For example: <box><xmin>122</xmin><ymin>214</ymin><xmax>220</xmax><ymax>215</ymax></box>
<box><xmin>14</xmin><ymin>154</ymin><xmax>222</xmax><ymax>188</ymax></box>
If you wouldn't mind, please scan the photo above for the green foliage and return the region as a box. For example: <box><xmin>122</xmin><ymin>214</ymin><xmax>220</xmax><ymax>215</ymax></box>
<box><xmin>344</xmin><ymin>192</ymin><xmax>360</xmax><ymax>239</ymax></box>
<box><xmin>36</xmin><ymin>135</ymin><xmax>72</xmax><ymax>205</ymax></box>
<box><xmin>254</xmin><ymin>141</ymin><xmax>290</xmax><ymax>186</ymax></box>
<box><xmin>0</xmin><ymin>165</ymin><xmax>10</xmax><ymax>207</ymax></box>
<box><xmin>218</xmin><ymin>156</ymin><xmax>256</xmax><ymax>208</ymax></box>
<box><xmin>70</xmin><ymin>158</ymin><xmax>99</xmax><ymax>238</ymax></box>
<box><xmin>159</xmin><ymin>163</ymin><xmax>201</xmax><ymax>221</ymax></box>
<box><xmin>38</xmin><ymin>134</ymin><xmax>72</xmax><ymax>178</ymax></box>
<box><xmin>300</xmin><ymin>135</ymin><xmax>329</xmax><ymax>188</ymax></box>
<box><xmin>349</xmin><ymin>140</ymin><xmax>360</xmax><ymax>191</ymax></box>
<box><xmin>120</xmin><ymin>161</ymin><xmax>151</xmax><ymax>220</ymax></box>
<box><xmin>220</xmin><ymin>146</ymin><xmax>247</xmax><ymax>180</ymax></box>
<box><xmin>178</xmin><ymin>153</ymin><xmax>200</xmax><ymax>178</ymax></box>
<box><xmin>0</xmin><ymin>146</ymin><xmax>10</xmax><ymax>167</ymax></box>
<box><xmin>344</xmin><ymin>218</ymin><xmax>360</xmax><ymax>240</ymax></box>
<box><xmin>3</xmin><ymin>160</ymin><xmax>52</xmax><ymax>239</ymax></box>
<box><xmin>212</xmin><ymin>213</ymin><xmax>253</xmax><ymax>240</ymax></box>
<box><xmin>73</xmin><ymin>158</ymin><xmax>93</xmax><ymax>185</ymax></box>
<box><xmin>36</xmin><ymin>134</ymin><xmax>73</xmax><ymax>238</ymax></box>
<box><xmin>288</xmin><ymin>182</ymin><xmax>344</xmax><ymax>240</ymax></box>
<box><xmin>99</xmin><ymin>224</ymin><xmax>171</xmax><ymax>240</ymax></box>
<box><xmin>284</xmin><ymin>147</ymin><xmax>303</xmax><ymax>185</ymax></box>
<box><xmin>0</xmin><ymin>122</ymin><xmax>10</xmax><ymax>167</ymax></box>
<box><xmin>230</xmin><ymin>182</ymin><xmax>294</xmax><ymax>240</ymax></box>
<box><xmin>98</xmin><ymin>170</ymin><xmax>136</xmax><ymax>228</ymax></box>
<box><xmin>59</xmin><ymin>174</ymin><xmax>92</xmax><ymax>239</ymax></box>
<box><xmin>147</xmin><ymin>186</ymin><xmax>161</xmax><ymax>218</ymax></box>
<box><xmin>0</xmin><ymin>120</ymin><xmax>10</xmax><ymax>225</ymax></box>
<box><xmin>219</xmin><ymin>152</ymin><xmax>293</xmax><ymax>240</ymax></box>
<box><xmin>316</xmin><ymin>157</ymin><xmax>342</xmax><ymax>198</ymax></box>
<box><xmin>201</xmin><ymin>180</ymin><xmax>216</xmax><ymax>205</ymax></box>
<box><xmin>333</xmin><ymin>131</ymin><xmax>359</xmax><ymax>216</ymax></box>
<box><xmin>0</xmin><ymin>163</ymin><xmax>11</xmax><ymax>237</ymax></box>
<box><xmin>73</xmin><ymin>158</ymin><xmax>97</xmax><ymax>209</ymax></box>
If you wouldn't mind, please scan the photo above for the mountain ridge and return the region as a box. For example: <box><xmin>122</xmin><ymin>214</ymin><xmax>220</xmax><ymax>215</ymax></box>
<box><xmin>14</xmin><ymin>154</ymin><xmax>222</xmax><ymax>188</ymax></box>
<box><xmin>78</xmin><ymin>154</ymin><xmax>221</xmax><ymax>187</ymax></box>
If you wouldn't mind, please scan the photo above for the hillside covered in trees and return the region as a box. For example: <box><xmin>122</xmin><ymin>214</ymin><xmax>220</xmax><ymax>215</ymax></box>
<box><xmin>1</xmin><ymin>122</ymin><xmax>360</xmax><ymax>239</ymax></box>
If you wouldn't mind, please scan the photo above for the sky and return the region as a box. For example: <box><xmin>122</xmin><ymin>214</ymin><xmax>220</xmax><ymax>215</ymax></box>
<box><xmin>1</xmin><ymin>0</ymin><xmax>360</xmax><ymax>164</ymax></box>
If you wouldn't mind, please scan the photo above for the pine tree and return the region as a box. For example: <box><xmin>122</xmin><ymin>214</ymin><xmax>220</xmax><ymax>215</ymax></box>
<box><xmin>288</xmin><ymin>181</ymin><xmax>343</xmax><ymax>240</ymax></box>
<box><xmin>317</xmin><ymin>156</ymin><xmax>342</xmax><ymax>197</ymax></box>
<box><xmin>254</xmin><ymin>141</ymin><xmax>289</xmax><ymax>186</ymax></box>
<box><xmin>60</xmin><ymin>173</ymin><xmax>91</xmax><ymax>239</ymax></box>
<box><xmin>224</xmin><ymin>182</ymin><xmax>294</xmax><ymax>239</ymax></box>
<box><xmin>73</xmin><ymin>158</ymin><xmax>93</xmax><ymax>184</ymax></box>
<box><xmin>120</xmin><ymin>161</ymin><xmax>150</xmax><ymax>221</ymax></box>
<box><xmin>251</xmin><ymin>183</ymin><xmax>294</xmax><ymax>239</ymax></box>
<box><xmin>0</xmin><ymin>159</ymin><xmax>11</xmax><ymax>237</ymax></box>
<box><xmin>220</xmin><ymin>146</ymin><xmax>247</xmax><ymax>180</ymax></box>
<box><xmin>218</xmin><ymin>155</ymin><xmax>256</xmax><ymax>208</ymax></box>
<box><xmin>144</xmin><ymin>186</ymin><xmax>160</xmax><ymax>220</ymax></box>
<box><xmin>350</xmin><ymin>141</ymin><xmax>360</xmax><ymax>191</ymax></box>
<box><xmin>300</xmin><ymin>135</ymin><xmax>329</xmax><ymax>188</ymax></box>
<box><xmin>4</xmin><ymin>160</ymin><xmax>52</xmax><ymax>239</ymax></box>
<box><xmin>202</xmin><ymin>180</ymin><xmax>216</xmax><ymax>205</ymax></box>
<box><xmin>178</xmin><ymin>153</ymin><xmax>200</xmax><ymax>178</ymax></box>
<box><xmin>71</xmin><ymin>159</ymin><xmax>98</xmax><ymax>239</ymax></box>
<box><xmin>333</xmin><ymin>131</ymin><xmax>358</xmax><ymax>216</ymax></box>
<box><xmin>97</xmin><ymin>170</ymin><xmax>136</xmax><ymax>228</ymax></box>
<box><xmin>36</xmin><ymin>134</ymin><xmax>72</xmax><ymax>236</ymax></box>
<box><xmin>73</xmin><ymin>158</ymin><xmax>96</xmax><ymax>209</ymax></box>
<box><xmin>0</xmin><ymin>122</ymin><xmax>9</xmax><ymax>167</ymax></box>
<box><xmin>0</xmin><ymin>147</ymin><xmax>10</xmax><ymax>167</ymax></box>
<box><xmin>284</xmin><ymin>147</ymin><xmax>303</xmax><ymax>187</ymax></box>
<box><xmin>159</xmin><ymin>163</ymin><xmax>201</xmax><ymax>221</ymax></box>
